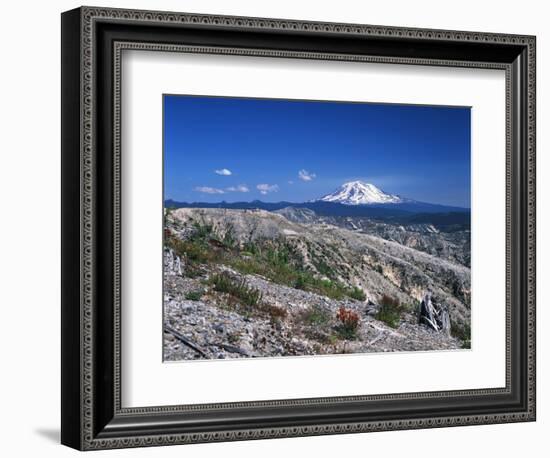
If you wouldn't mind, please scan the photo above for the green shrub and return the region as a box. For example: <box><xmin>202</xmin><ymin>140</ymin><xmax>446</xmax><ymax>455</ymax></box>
<box><xmin>222</xmin><ymin>225</ymin><xmax>236</xmax><ymax>248</ymax></box>
<box><xmin>293</xmin><ymin>274</ymin><xmax>307</xmax><ymax>290</ymax></box>
<box><xmin>184</xmin><ymin>265</ymin><xmax>203</xmax><ymax>278</ymax></box>
<box><xmin>192</xmin><ymin>221</ymin><xmax>213</xmax><ymax>240</ymax></box>
<box><xmin>209</xmin><ymin>272</ymin><xmax>263</xmax><ymax>307</ymax></box>
<box><xmin>266</xmin><ymin>245</ymin><xmax>290</xmax><ymax>267</ymax></box>
<box><xmin>183</xmin><ymin>241</ymin><xmax>214</xmax><ymax>263</ymax></box>
<box><xmin>184</xmin><ymin>290</ymin><xmax>203</xmax><ymax>301</ymax></box>
<box><xmin>242</xmin><ymin>242</ymin><xmax>260</xmax><ymax>256</ymax></box>
<box><xmin>317</xmin><ymin>279</ymin><xmax>342</xmax><ymax>299</ymax></box>
<box><xmin>348</xmin><ymin>287</ymin><xmax>366</xmax><ymax>301</ymax></box>
<box><xmin>227</xmin><ymin>332</ymin><xmax>240</xmax><ymax>344</ymax></box>
<box><xmin>313</xmin><ymin>259</ymin><xmax>335</xmax><ymax>278</ymax></box>
<box><xmin>375</xmin><ymin>294</ymin><xmax>404</xmax><ymax>328</ymax></box>
<box><xmin>166</xmin><ymin>235</ymin><xmax>216</xmax><ymax>265</ymax></box>
<box><xmin>451</xmin><ymin>322</ymin><xmax>471</xmax><ymax>349</ymax></box>
<box><xmin>302</xmin><ymin>304</ymin><xmax>331</xmax><ymax>327</ymax></box>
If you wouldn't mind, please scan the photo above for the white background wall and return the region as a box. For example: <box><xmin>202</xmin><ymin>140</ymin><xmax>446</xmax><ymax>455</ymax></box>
<box><xmin>0</xmin><ymin>0</ymin><xmax>546</xmax><ymax>456</ymax></box>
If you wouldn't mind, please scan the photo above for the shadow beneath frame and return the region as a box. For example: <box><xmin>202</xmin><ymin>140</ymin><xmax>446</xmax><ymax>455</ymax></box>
<box><xmin>35</xmin><ymin>428</ymin><xmax>60</xmax><ymax>443</ymax></box>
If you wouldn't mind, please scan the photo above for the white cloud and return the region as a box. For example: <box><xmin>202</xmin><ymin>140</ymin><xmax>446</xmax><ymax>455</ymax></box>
<box><xmin>214</xmin><ymin>168</ymin><xmax>232</xmax><ymax>176</ymax></box>
<box><xmin>226</xmin><ymin>184</ymin><xmax>250</xmax><ymax>193</ymax></box>
<box><xmin>288</xmin><ymin>180</ymin><xmax>294</xmax><ymax>185</ymax></box>
<box><xmin>298</xmin><ymin>169</ymin><xmax>316</xmax><ymax>182</ymax></box>
<box><xmin>194</xmin><ymin>186</ymin><xmax>225</xmax><ymax>194</ymax></box>
<box><xmin>256</xmin><ymin>183</ymin><xmax>279</xmax><ymax>195</ymax></box>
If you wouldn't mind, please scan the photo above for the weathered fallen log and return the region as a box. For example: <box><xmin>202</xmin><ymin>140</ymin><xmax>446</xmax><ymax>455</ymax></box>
<box><xmin>164</xmin><ymin>325</ymin><xmax>208</xmax><ymax>358</ymax></box>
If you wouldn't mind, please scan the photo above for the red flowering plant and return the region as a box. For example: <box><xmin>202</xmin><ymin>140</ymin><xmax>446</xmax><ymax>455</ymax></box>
<box><xmin>336</xmin><ymin>306</ymin><xmax>360</xmax><ymax>340</ymax></box>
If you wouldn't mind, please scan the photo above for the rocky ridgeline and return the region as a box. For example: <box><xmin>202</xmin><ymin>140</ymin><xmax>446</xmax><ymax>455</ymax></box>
<box><xmin>274</xmin><ymin>207</ymin><xmax>470</xmax><ymax>267</ymax></box>
<box><xmin>163</xmin><ymin>208</ymin><xmax>469</xmax><ymax>360</ymax></box>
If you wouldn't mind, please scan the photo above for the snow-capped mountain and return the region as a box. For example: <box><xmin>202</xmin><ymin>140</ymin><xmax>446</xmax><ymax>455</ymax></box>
<box><xmin>318</xmin><ymin>181</ymin><xmax>404</xmax><ymax>205</ymax></box>
<box><xmin>166</xmin><ymin>180</ymin><xmax>470</xmax><ymax>217</ymax></box>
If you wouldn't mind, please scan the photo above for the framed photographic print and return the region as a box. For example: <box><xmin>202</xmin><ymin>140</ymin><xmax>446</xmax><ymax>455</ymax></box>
<box><xmin>61</xmin><ymin>6</ymin><xmax>536</xmax><ymax>450</ymax></box>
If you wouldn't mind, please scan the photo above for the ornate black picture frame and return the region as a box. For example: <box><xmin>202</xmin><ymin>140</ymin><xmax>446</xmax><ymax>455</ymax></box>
<box><xmin>61</xmin><ymin>6</ymin><xmax>536</xmax><ymax>450</ymax></box>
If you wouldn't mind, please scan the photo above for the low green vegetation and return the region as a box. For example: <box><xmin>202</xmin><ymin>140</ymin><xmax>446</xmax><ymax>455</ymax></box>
<box><xmin>298</xmin><ymin>304</ymin><xmax>339</xmax><ymax>345</ymax></box>
<box><xmin>192</xmin><ymin>221</ymin><xmax>214</xmax><ymax>239</ymax></box>
<box><xmin>227</xmin><ymin>332</ymin><xmax>241</xmax><ymax>344</ymax></box>
<box><xmin>348</xmin><ymin>286</ymin><xmax>367</xmax><ymax>301</ymax></box>
<box><xmin>301</xmin><ymin>304</ymin><xmax>331</xmax><ymax>327</ymax></box>
<box><xmin>451</xmin><ymin>322</ymin><xmax>471</xmax><ymax>349</ymax></box>
<box><xmin>375</xmin><ymin>294</ymin><xmax>405</xmax><ymax>329</ymax></box>
<box><xmin>222</xmin><ymin>224</ymin><xmax>237</xmax><ymax>248</ymax></box>
<box><xmin>312</xmin><ymin>258</ymin><xmax>335</xmax><ymax>279</ymax></box>
<box><xmin>165</xmin><ymin>222</ymin><xmax>225</xmax><ymax>266</ymax></box>
<box><xmin>184</xmin><ymin>290</ymin><xmax>203</xmax><ymax>301</ymax></box>
<box><xmin>229</xmin><ymin>244</ymin><xmax>366</xmax><ymax>301</ymax></box>
<box><xmin>166</xmin><ymin>234</ymin><xmax>217</xmax><ymax>265</ymax></box>
<box><xmin>208</xmin><ymin>272</ymin><xmax>263</xmax><ymax>308</ymax></box>
<box><xmin>292</xmin><ymin>274</ymin><xmax>353</xmax><ymax>300</ymax></box>
<box><xmin>165</xmin><ymin>223</ymin><xmax>368</xmax><ymax>303</ymax></box>
<box><xmin>207</xmin><ymin>271</ymin><xmax>288</xmax><ymax>321</ymax></box>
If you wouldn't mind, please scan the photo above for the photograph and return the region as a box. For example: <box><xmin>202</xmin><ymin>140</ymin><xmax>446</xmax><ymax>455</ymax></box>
<box><xmin>162</xmin><ymin>95</ymin><xmax>472</xmax><ymax>361</ymax></box>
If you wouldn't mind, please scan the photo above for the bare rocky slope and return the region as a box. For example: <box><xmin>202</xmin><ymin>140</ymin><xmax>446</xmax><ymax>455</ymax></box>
<box><xmin>274</xmin><ymin>207</ymin><xmax>470</xmax><ymax>267</ymax></box>
<box><xmin>163</xmin><ymin>207</ymin><xmax>469</xmax><ymax>361</ymax></box>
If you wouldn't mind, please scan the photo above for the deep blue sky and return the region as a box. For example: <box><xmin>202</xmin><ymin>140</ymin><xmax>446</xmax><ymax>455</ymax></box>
<box><xmin>164</xmin><ymin>95</ymin><xmax>471</xmax><ymax>208</ymax></box>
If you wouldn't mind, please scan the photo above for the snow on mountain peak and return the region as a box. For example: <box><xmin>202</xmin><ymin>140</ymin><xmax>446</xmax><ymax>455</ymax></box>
<box><xmin>318</xmin><ymin>181</ymin><xmax>404</xmax><ymax>205</ymax></box>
